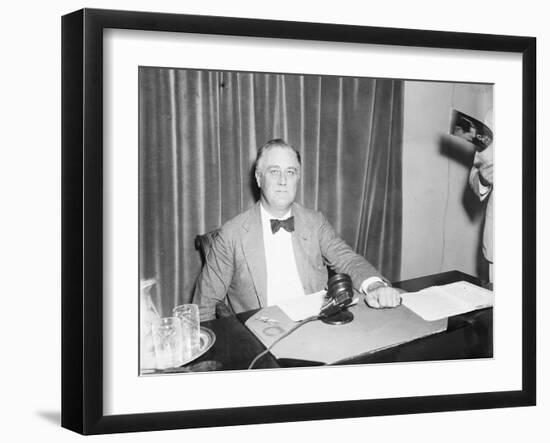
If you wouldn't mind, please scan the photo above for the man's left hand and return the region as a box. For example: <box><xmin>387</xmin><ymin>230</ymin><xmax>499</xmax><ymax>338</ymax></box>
<box><xmin>364</xmin><ymin>285</ymin><xmax>402</xmax><ymax>308</ymax></box>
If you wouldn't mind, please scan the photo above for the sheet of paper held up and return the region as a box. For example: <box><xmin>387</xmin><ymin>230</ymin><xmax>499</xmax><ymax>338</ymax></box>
<box><xmin>277</xmin><ymin>290</ymin><xmax>360</xmax><ymax>322</ymax></box>
<box><xmin>400</xmin><ymin>280</ymin><xmax>493</xmax><ymax>321</ymax></box>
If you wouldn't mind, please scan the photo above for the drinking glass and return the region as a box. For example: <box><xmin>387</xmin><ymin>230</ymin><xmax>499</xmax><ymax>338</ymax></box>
<box><xmin>151</xmin><ymin>317</ymin><xmax>185</xmax><ymax>369</ymax></box>
<box><xmin>172</xmin><ymin>304</ymin><xmax>200</xmax><ymax>362</ymax></box>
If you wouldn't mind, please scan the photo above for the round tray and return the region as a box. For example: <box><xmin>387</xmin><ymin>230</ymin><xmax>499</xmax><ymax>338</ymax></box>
<box><xmin>182</xmin><ymin>326</ymin><xmax>216</xmax><ymax>366</ymax></box>
<box><xmin>142</xmin><ymin>326</ymin><xmax>216</xmax><ymax>375</ymax></box>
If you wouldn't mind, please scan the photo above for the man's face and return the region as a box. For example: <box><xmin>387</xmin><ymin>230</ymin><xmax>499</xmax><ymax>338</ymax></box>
<box><xmin>255</xmin><ymin>146</ymin><xmax>301</xmax><ymax>215</ymax></box>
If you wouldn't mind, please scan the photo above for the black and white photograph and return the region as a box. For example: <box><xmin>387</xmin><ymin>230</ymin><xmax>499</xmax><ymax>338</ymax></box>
<box><xmin>55</xmin><ymin>4</ymin><xmax>538</xmax><ymax>438</ymax></box>
<box><xmin>2</xmin><ymin>0</ymin><xmax>546</xmax><ymax>441</ymax></box>
<box><xmin>138</xmin><ymin>67</ymin><xmax>495</xmax><ymax>375</ymax></box>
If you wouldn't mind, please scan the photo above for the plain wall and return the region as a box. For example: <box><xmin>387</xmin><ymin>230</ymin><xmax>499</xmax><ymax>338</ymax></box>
<box><xmin>401</xmin><ymin>81</ymin><xmax>493</xmax><ymax>281</ymax></box>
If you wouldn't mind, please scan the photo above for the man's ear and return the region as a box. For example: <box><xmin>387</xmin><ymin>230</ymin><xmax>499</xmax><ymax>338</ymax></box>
<box><xmin>255</xmin><ymin>171</ymin><xmax>261</xmax><ymax>188</ymax></box>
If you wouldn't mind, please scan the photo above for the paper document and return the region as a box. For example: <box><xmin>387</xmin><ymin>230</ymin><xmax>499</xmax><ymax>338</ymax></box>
<box><xmin>401</xmin><ymin>280</ymin><xmax>493</xmax><ymax>321</ymax></box>
<box><xmin>276</xmin><ymin>291</ymin><xmax>326</xmax><ymax>321</ymax></box>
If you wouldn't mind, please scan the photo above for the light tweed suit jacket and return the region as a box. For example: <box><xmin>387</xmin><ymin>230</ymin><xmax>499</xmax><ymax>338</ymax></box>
<box><xmin>193</xmin><ymin>202</ymin><xmax>383</xmax><ymax>321</ymax></box>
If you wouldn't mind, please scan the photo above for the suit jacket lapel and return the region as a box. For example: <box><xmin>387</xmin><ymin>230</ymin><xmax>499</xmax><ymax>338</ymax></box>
<box><xmin>241</xmin><ymin>203</ymin><xmax>268</xmax><ymax>307</ymax></box>
<box><xmin>291</xmin><ymin>203</ymin><xmax>312</xmax><ymax>292</ymax></box>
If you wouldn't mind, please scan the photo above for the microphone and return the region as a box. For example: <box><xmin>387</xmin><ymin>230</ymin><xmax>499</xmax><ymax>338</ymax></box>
<box><xmin>319</xmin><ymin>273</ymin><xmax>355</xmax><ymax>324</ymax></box>
<box><xmin>248</xmin><ymin>273</ymin><xmax>355</xmax><ymax>369</ymax></box>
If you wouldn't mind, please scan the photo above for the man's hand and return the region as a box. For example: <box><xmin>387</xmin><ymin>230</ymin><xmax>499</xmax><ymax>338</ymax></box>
<box><xmin>478</xmin><ymin>162</ymin><xmax>493</xmax><ymax>186</ymax></box>
<box><xmin>363</xmin><ymin>282</ymin><xmax>402</xmax><ymax>308</ymax></box>
<box><xmin>476</xmin><ymin>146</ymin><xmax>494</xmax><ymax>187</ymax></box>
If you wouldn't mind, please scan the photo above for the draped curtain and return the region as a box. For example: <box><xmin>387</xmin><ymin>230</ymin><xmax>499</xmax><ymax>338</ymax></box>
<box><xmin>140</xmin><ymin>68</ymin><xmax>403</xmax><ymax>316</ymax></box>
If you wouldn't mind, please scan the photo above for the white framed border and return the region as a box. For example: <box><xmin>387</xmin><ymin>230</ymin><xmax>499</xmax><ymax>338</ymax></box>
<box><xmin>103</xmin><ymin>28</ymin><xmax>523</xmax><ymax>416</ymax></box>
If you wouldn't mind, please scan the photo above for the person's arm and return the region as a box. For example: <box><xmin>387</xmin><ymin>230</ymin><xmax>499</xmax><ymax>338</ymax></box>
<box><xmin>469</xmin><ymin>148</ymin><xmax>493</xmax><ymax>201</ymax></box>
<box><xmin>192</xmin><ymin>227</ymin><xmax>235</xmax><ymax>321</ymax></box>
<box><xmin>318</xmin><ymin>213</ymin><xmax>401</xmax><ymax>308</ymax></box>
<box><xmin>318</xmin><ymin>213</ymin><xmax>380</xmax><ymax>286</ymax></box>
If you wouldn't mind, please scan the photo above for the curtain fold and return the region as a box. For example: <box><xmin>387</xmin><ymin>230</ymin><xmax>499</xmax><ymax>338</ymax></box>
<box><xmin>139</xmin><ymin>68</ymin><xmax>403</xmax><ymax>316</ymax></box>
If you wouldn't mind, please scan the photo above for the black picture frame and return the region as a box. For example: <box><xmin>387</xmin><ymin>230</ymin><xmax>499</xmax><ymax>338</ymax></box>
<box><xmin>61</xmin><ymin>8</ymin><xmax>536</xmax><ymax>435</ymax></box>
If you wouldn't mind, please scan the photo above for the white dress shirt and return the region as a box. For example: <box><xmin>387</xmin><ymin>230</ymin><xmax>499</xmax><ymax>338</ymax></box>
<box><xmin>259</xmin><ymin>204</ymin><xmax>385</xmax><ymax>306</ymax></box>
<box><xmin>259</xmin><ymin>204</ymin><xmax>305</xmax><ymax>306</ymax></box>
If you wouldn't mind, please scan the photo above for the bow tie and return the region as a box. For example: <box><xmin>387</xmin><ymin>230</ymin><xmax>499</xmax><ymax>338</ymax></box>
<box><xmin>270</xmin><ymin>216</ymin><xmax>295</xmax><ymax>234</ymax></box>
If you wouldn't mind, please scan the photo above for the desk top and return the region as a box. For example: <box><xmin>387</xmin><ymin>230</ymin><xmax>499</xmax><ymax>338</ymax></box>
<box><xmin>170</xmin><ymin>270</ymin><xmax>493</xmax><ymax>372</ymax></box>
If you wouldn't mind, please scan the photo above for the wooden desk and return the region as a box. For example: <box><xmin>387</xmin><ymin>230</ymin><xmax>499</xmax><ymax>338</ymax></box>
<box><xmin>178</xmin><ymin>270</ymin><xmax>492</xmax><ymax>372</ymax></box>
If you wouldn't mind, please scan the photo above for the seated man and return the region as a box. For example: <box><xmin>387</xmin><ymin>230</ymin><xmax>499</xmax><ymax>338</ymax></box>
<box><xmin>194</xmin><ymin>139</ymin><xmax>401</xmax><ymax>321</ymax></box>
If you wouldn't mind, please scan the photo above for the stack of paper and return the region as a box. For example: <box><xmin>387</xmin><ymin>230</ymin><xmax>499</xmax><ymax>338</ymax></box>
<box><xmin>400</xmin><ymin>280</ymin><xmax>493</xmax><ymax>321</ymax></box>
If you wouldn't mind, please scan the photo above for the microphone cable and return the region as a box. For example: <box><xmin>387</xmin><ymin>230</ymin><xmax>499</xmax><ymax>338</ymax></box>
<box><xmin>247</xmin><ymin>314</ymin><xmax>319</xmax><ymax>370</ymax></box>
<box><xmin>248</xmin><ymin>273</ymin><xmax>354</xmax><ymax>370</ymax></box>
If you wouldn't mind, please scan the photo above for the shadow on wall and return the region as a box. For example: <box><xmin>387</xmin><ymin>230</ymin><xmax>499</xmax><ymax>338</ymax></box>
<box><xmin>439</xmin><ymin>133</ymin><xmax>485</xmax><ymax>220</ymax></box>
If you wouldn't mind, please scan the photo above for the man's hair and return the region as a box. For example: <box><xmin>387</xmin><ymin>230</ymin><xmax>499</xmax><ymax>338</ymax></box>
<box><xmin>455</xmin><ymin>117</ymin><xmax>473</xmax><ymax>133</ymax></box>
<box><xmin>255</xmin><ymin>138</ymin><xmax>301</xmax><ymax>173</ymax></box>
